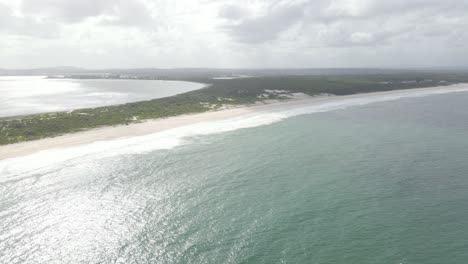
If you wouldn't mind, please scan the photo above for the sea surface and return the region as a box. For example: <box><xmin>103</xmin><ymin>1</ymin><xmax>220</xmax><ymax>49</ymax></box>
<box><xmin>1</xmin><ymin>88</ymin><xmax>468</xmax><ymax>263</ymax></box>
<box><xmin>0</xmin><ymin>76</ymin><xmax>205</xmax><ymax>117</ymax></box>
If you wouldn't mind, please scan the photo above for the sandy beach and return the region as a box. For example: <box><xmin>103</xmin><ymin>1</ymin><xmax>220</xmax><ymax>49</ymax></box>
<box><xmin>1</xmin><ymin>84</ymin><xmax>467</xmax><ymax>160</ymax></box>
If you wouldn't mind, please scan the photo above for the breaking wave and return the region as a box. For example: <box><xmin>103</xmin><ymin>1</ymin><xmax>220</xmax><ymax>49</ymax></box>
<box><xmin>2</xmin><ymin>85</ymin><xmax>468</xmax><ymax>179</ymax></box>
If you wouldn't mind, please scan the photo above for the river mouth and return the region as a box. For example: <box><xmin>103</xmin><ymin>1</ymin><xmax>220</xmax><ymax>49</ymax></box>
<box><xmin>0</xmin><ymin>76</ymin><xmax>206</xmax><ymax>118</ymax></box>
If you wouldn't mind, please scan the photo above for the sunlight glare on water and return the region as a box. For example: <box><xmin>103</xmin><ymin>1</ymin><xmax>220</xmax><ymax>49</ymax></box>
<box><xmin>0</xmin><ymin>76</ymin><xmax>206</xmax><ymax>117</ymax></box>
<box><xmin>2</xmin><ymin>90</ymin><xmax>468</xmax><ymax>263</ymax></box>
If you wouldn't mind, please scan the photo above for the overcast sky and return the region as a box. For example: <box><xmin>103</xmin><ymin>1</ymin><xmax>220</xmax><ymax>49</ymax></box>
<box><xmin>1</xmin><ymin>0</ymin><xmax>468</xmax><ymax>69</ymax></box>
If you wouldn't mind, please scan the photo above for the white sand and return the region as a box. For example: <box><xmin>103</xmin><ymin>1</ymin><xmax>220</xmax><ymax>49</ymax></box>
<box><xmin>1</xmin><ymin>84</ymin><xmax>467</xmax><ymax>160</ymax></box>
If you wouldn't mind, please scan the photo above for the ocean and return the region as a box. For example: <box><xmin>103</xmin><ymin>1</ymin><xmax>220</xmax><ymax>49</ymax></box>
<box><xmin>0</xmin><ymin>76</ymin><xmax>205</xmax><ymax>117</ymax></box>
<box><xmin>1</xmin><ymin>89</ymin><xmax>468</xmax><ymax>263</ymax></box>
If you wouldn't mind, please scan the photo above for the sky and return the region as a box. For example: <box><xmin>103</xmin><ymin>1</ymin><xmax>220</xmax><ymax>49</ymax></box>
<box><xmin>1</xmin><ymin>0</ymin><xmax>468</xmax><ymax>69</ymax></box>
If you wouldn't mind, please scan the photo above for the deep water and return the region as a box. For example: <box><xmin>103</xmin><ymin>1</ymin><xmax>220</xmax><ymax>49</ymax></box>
<box><xmin>1</xmin><ymin>92</ymin><xmax>468</xmax><ymax>263</ymax></box>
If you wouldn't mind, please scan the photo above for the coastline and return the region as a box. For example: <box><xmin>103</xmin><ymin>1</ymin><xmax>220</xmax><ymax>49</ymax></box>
<box><xmin>1</xmin><ymin>83</ymin><xmax>467</xmax><ymax>160</ymax></box>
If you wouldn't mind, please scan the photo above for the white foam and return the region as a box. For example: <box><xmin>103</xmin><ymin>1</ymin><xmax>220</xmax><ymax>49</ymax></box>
<box><xmin>2</xmin><ymin>86</ymin><xmax>468</xmax><ymax>179</ymax></box>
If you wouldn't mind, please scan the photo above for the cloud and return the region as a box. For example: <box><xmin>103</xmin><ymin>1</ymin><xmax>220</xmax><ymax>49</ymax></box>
<box><xmin>20</xmin><ymin>0</ymin><xmax>112</xmax><ymax>23</ymax></box>
<box><xmin>218</xmin><ymin>0</ymin><xmax>468</xmax><ymax>48</ymax></box>
<box><xmin>222</xmin><ymin>1</ymin><xmax>307</xmax><ymax>43</ymax></box>
<box><xmin>0</xmin><ymin>2</ymin><xmax>59</xmax><ymax>38</ymax></box>
<box><xmin>20</xmin><ymin>0</ymin><xmax>154</xmax><ymax>27</ymax></box>
<box><xmin>1</xmin><ymin>0</ymin><xmax>468</xmax><ymax>68</ymax></box>
<box><xmin>218</xmin><ymin>5</ymin><xmax>250</xmax><ymax>20</ymax></box>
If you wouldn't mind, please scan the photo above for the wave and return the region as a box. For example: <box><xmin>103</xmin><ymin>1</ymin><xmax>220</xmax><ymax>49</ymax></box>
<box><xmin>2</xmin><ymin>85</ymin><xmax>468</xmax><ymax>179</ymax></box>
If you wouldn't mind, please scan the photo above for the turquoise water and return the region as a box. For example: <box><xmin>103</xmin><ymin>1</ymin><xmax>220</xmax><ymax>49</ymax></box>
<box><xmin>1</xmin><ymin>92</ymin><xmax>468</xmax><ymax>263</ymax></box>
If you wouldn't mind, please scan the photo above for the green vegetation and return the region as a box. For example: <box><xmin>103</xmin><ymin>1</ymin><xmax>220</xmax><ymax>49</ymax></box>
<box><xmin>2</xmin><ymin>72</ymin><xmax>468</xmax><ymax>145</ymax></box>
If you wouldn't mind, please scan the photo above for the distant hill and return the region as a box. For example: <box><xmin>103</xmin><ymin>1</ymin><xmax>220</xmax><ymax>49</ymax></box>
<box><xmin>1</xmin><ymin>66</ymin><xmax>467</xmax><ymax>78</ymax></box>
<box><xmin>0</xmin><ymin>66</ymin><xmax>87</xmax><ymax>76</ymax></box>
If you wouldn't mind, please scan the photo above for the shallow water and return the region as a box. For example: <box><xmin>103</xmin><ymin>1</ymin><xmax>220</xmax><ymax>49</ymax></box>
<box><xmin>0</xmin><ymin>76</ymin><xmax>205</xmax><ymax>117</ymax></box>
<box><xmin>1</xmin><ymin>90</ymin><xmax>468</xmax><ymax>263</ymax></box>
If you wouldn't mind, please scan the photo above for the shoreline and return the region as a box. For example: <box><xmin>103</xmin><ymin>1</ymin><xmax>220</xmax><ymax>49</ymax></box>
<box><xmin>1</xmin><ymin>83</ymin><xmax>467</xmax><ymax>160</ymax></box>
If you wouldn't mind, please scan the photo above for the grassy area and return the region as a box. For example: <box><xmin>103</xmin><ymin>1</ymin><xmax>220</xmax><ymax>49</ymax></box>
<box><xmin>2</xmin><ymin>73</ymin><xmax>468</xmax><ymax>145</ymax></box>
